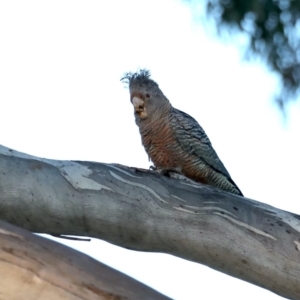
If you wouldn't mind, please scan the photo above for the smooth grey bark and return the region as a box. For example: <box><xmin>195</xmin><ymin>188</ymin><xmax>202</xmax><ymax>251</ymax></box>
<box><xmin>0</xmin><ymin>144</ymin><xmax>300</xmax><ymax>299</ymax></box>
<box><xmin>0</xmin><ymin>220</ymin><xmax>170</xmax><ymax>300</ymax></box>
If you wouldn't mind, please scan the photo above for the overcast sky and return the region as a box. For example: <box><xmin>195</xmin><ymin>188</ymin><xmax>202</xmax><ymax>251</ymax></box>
<box><xmin>1</xmin><ymin>1</ymin><xmax>299</xmax><ymax>299</ymax></box>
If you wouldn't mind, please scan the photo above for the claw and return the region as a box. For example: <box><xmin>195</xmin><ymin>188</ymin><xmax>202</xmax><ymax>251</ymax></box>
<box><xmin>153</xmin><ymin>167</ymin><xmax>182</xmax><ymax>177</ymax></box>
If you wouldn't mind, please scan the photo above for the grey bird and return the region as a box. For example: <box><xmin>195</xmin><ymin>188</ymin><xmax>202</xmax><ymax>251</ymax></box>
<box><xmin>121</xmin><ymin>69</ymin><xmax>243</xmax><ymax>196</ymax></box>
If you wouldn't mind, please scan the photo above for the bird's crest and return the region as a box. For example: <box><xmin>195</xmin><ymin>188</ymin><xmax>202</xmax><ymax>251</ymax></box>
<box><xmin>121</xmin><ymin>69</ymin><xmax>158</xmax><ymax>89</ymax></box>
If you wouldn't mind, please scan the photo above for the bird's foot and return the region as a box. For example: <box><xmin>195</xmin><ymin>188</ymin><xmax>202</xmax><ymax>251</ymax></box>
<box><xmin>151</xmin><ymin>167</ymin><xmax>182</xmax><ymax>177</ymax></box>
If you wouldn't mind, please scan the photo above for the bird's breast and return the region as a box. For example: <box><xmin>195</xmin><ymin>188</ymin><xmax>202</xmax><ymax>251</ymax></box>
<box><xmin>140</xmin><ymin>119</ymin><xmax>182</xmax><ymax>169</ymax></box>
<box><xmin>139</xmin><ymin>118</ymin><xmax>212</xmax><ymax>185</ymax></box>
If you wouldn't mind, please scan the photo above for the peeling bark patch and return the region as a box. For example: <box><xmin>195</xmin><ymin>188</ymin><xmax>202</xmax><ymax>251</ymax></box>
<box><xmin>173</xmin><ymin>206</ymin><xmax>199</xmax><ymax>214</ymax></box>
<box><xmin>60</xmin><ymin>163</ymin><xmax>114</xmax><ymax>191</ymax></box>
<box><xmin>0</xmin><ymin>229</ymin><xmax>24</xmax><ymax>240</ymax></box>
<box><xmin>294</xmin><ymin>241</ymin><xmax>300</xmax><ymax>251</ymax></box>
<box><xmin>109</xmin><ymin>165</ymin><xmax>140</xmax><ymax>178</ymax></box>
<box><xmin>184</xmin><ymin>206</ymin><xmax>237</xmax><ymax>218</ymax></box>
<box><xmin>109</xmin><ymin>171</ymin><xmax>167</xmax><ymax>203</ymax></box>
<box><xmin>171</xmin><ymin>195</ymin><xmax>187</xmax><ymax>202</ymax></box>
<box><xmin>81</xmin><ymin>283</ymin><xmax>127</xmax><ymax>300</ymax></box>
<box><xmin>180</xmin><ymin>181</ymin><xmax>202</xmax><ymax>189</ymax></box>
<box><xmin>213</xmin><ymin>213</ymin><xmax>277</xmax><ymax>241</ymax></box>
<box><xmin>263</xmin><ymin>210</ymin><xmax>277</xmax><ymax>215</ymax></box>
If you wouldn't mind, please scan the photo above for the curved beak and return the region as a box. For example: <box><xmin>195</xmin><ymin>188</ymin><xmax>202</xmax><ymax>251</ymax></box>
<box><xmin>132</xmin><ymin>96</ymin><xmax>144</xmax><ymax>113</ymax></box>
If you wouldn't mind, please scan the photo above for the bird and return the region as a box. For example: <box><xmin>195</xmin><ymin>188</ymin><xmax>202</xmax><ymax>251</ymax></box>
<box><xmin>121</xmin><ymin>69</ymin><xmax>243</xmax><ymax>196</ymax></box>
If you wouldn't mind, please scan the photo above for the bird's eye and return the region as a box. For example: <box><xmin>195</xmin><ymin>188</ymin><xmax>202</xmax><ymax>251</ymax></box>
<box><xmin>146</xmin><ymin>94</ymin><xmax>150</xmax><ymax>98</ymax></box>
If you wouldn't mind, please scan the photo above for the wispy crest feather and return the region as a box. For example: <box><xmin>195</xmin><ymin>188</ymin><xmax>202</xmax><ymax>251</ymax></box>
<box><xmin>121</xmin><ymin>69</ymin><xmax>158</xmax><ymax>88</ymax></box>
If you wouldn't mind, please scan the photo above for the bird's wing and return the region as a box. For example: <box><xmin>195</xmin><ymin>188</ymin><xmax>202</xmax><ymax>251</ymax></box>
<box><xmin>170</xmin><ymin>108</ymin><xmax>232</xmax><ymax>179</ymax></box>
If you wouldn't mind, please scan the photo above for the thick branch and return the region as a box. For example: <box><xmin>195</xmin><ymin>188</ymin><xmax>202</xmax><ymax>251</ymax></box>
<box><xmin>0</xmin><ymin>220</ymin><xmax>170</xmax><ymax>300</ymax></box>
<box><xmin>0</xmin><ymin>144</ymin><xmax>300</xmax><ymax>299</ymax></box>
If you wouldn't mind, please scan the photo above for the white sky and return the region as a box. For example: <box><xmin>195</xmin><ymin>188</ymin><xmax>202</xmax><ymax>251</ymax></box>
<box><xmin>1</xmin><ymin>1</ymin><xmax>299</xmax><ymax>299</ymax></box>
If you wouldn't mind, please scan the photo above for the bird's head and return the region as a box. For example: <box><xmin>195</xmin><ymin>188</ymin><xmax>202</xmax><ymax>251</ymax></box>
<box><xmin>121</xmin><ymin>69</ymin><xmax>171</xmax><ymax>122</ymax></box>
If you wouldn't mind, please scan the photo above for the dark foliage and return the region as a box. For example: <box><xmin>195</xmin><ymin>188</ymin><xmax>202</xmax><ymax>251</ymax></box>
<box><xmin>200</xmin><ymin>0</ymin><xmax>300</xmax><ymax>108</ymax></box>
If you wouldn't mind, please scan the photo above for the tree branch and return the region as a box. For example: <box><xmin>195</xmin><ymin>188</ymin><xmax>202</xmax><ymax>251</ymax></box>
<box><xmin>0</xmin><ymin>144</ymin><xmax>299</xmax><ymax>299</ymax></box>
<box><xmin>0</xmin><ymin>220</ymin><xmax>170</xmax><ymax>299</ymax></box>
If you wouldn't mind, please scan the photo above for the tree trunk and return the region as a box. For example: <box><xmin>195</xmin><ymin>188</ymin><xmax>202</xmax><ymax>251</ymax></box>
<box><xmin>0</xmin><ymin>144</ymin><xmax>300</xmax><ymax>299</ymax></box>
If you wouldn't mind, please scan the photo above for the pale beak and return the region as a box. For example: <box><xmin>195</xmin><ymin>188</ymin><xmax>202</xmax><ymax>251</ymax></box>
<box><xmin>132</xmin><ymin>96</ymin><xmax>144</xmax><ymax>112</ymax></box>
